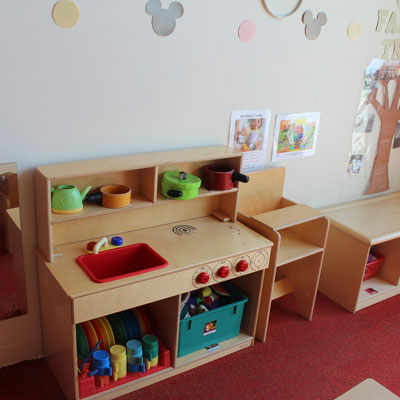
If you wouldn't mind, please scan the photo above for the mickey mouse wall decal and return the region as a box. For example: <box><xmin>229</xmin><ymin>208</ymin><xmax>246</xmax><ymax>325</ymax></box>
<box><xmin>302</xmin><ymin>11</ymin><xmax>327</xmax><ymax>40</ymax></box>
<box><xmin>146</xmin><ymin>0</ymin><xmax>184</xmax><ymax>36</ymax></box>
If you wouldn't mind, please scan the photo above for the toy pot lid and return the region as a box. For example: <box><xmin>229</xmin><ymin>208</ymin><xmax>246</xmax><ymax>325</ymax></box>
<box><xmin>162</xmin><ymin>171</ymin><xmax>201</xmax><ymax>190</ymax></box>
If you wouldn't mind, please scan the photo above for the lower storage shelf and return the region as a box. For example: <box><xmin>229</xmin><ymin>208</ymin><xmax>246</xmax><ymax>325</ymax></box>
<box><xmin>357</xmin><ymin>276</ymin><xmax>400</xmax><ymax>311</ymax></box>
<box><xmin>175</xmin><ymin>331</ymin><xmax>253</xmax><ymax>368</ymax></box>
<box><xmin>78</xmin><ymin>340</ymin><xmax>171</xmax><ymax>399</ymax></box>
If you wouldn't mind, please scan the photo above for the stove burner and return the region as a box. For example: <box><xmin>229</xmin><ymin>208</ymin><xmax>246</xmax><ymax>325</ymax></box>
<box><xmin>172</xmin><ymin>225</ymin><xmax>197</xmax><ymax>236</ymax></box>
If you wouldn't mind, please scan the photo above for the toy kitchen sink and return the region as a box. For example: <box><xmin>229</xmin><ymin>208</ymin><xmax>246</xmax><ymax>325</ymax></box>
<box><xmin>77</xmin><ymin>241</ymin><xmax>169</xmax><ymax>283</ymax></box>
<box><xmin>35</xmin><ymin>146</ymin><xmax>273</xmax><ymax>400</ymax></box>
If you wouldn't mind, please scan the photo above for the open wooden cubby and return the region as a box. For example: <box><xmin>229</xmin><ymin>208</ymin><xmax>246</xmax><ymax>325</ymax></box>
<box><xmin>319</xmin><ymin>193</ymin><xmax>400</xmax><ymax>313</ymax></box>
<box><xmin>237</xmin><ymin>167</ymin><xmax>330</xmax><ymax>342</ymax></box>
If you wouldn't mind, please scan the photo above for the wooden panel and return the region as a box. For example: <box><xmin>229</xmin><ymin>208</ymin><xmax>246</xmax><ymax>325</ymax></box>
<box><xmin>52</xmin><ymin>196</ymin><xmax>220</xmax><ymax>246</ymax></box>
<box><xmin>218</xmin><ymin>191</ymin><xmax>239</xmax><ymax>222</ymax></box>
<box><xmin>279</xmin><ymin>253</ymin><xmax>324</xmax><ymax>320</ymax></box>
<box><xmin>140</xmin><ymin>167</ymin><xmax>157</xmax><ymax>203</ymax></box>
<box><xmin>356</xmin><ymin>283</ymin><xmax>400</xmax><ymax>311</ymax></box>
<box><xmin>73</xmin><ymin>268</ymin><xmax>199</xmax><ymax>323</ymax></box>
<box><xmin>372</xmin><ymin>238</ymin><xmax>400</xmax><ymax>285</ymax></box>
<box><xmin>145</xmin><ymin>296</ymin><xmax>180</xmax><ymax>366</ymax></box>
<box><xmin>232</xmin><ymin>270</ymin><xmax>264</xmax><ymax>338</ymax></box>
<box><xmin>36</xmin><ymin>146</ymin><xmax>242</xmax><ymax>179</ymax></box>
<box><xmin>335</xmin><ymin>378</ymin><xmax>399</xmax><ymax>400</ymax></box>
<box><xmin>238</xmin><ymin>167</ymin><xmax>286</xmax><ymax>217</ymax></box>
<box><xmin>287</xmin><ymin>216</ymin><xmax>330</xmax><ymax>249</ymax></box>
<box><xmin>0</xmin><ymin>163</ymin><xmax>18</xmax><ymax>208</ymax></box>
<box><xmin>272</xmin><ymin>277</ymin><xmax>293</xmax><ymax>300</ymax></box>
<box><xmin>7</xmin><ymin>209</ymin><xmax>27</xmax><ymax>313</ymax></box>
<box><xmin>252</xmin><ymin>204</ymin><xmax>323</xmax><ymax>230</ymax></box>
<box><xmin>174</xmin><ymin>332</ymin><xmax>252</xmax><ymax>369</ymax></box>
<box><xmin>321</xmin><ymin>193</ymin><xmax>400</xmax><ymax>245</ymax></box>
<box><xmin>318</xmin><ymin>224</ymin><xmax>370</xmax><ymax>313</ymax></box>
<box><xmin>51</xmin><ymin>170</ymin><xmax>138</xmax><ymax>194</ymax></box>
<box><xmin>37</xmin><ymin>258</ymin><xmax>77</xmax><ymax>400</ymax></box>
<box><xmin>276</xmin><ymin>230</ymin><xmax>323</xmax><ymax>266</ymax></box>
<box><xmin>35</xmin><ymin>170</ymin><xmax>53</xmax><ymax>262</ymax></box>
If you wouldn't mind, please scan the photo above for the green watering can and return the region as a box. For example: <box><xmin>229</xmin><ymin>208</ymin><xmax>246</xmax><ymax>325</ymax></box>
<box><xmin>51</xmin><ymin>185</ymin><xmax>92</xmax><ymax>214</ymax></box>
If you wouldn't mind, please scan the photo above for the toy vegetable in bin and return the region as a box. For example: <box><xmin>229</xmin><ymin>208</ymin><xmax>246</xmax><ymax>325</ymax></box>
<box><xmin>177</xmin><ymin>282</ymin><xmax>248</xmax><ymax>357</ymax></box>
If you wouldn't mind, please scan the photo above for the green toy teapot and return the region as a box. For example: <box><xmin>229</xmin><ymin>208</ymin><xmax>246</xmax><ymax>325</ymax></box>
<box><xmin>51</xmin><ymin>185</ymin><xmax>92</xmax><ymax>214</ymax></box>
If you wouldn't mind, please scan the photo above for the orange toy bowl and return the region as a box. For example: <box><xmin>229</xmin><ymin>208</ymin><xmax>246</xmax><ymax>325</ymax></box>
<box><xmin>100</xmin><ymin>185</ymin><xmax>131</xmax><ymax>208</ymax></box>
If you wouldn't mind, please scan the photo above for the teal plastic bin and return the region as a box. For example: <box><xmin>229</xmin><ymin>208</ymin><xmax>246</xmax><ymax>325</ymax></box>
<box><xmin>178</xmin><ymin>284</ymin><xmax>248</xmax><ymax>357</ymax></box>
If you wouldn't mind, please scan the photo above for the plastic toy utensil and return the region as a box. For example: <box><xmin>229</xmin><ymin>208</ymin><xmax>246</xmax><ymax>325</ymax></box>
<box><xmin>79</xmin><ymin>339</ymin><xmax>102</xmax><ymax>373</ymax></box>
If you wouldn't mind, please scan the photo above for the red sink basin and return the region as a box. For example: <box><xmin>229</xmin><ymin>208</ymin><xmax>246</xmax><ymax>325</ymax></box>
<box><xmin>77</xmin><ymin>243</ymin><xmax>168</xmax><ymax>283</ymax></box>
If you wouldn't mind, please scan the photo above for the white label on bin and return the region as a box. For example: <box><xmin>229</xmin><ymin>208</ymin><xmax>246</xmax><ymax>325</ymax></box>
<box><xmin>203</xmin><ymin>320</ymin><xmax>217</xmax><ymax>335</ymax></box>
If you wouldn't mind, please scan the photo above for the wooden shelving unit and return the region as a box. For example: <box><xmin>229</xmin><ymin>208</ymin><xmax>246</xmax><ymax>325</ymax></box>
<box><xmin>319</xmin><ymin>193</ymin><xmax>400</xmax><ymax>313</ymax></box>
<box><xmin>35</xmin><ymin>146</ymin><xmax>273</xmax><ymax>400</ymax></box>
<box><xmin>237</xmin><ymin>167</ymin><xmax>330</xmax><ymax>342</ymax></box>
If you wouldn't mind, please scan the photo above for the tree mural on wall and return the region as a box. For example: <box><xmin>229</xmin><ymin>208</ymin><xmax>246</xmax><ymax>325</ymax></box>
<box><xmin>366</xmin><ymin>64</ymin><xmax>400</xmax><ymax>194</ymax></box>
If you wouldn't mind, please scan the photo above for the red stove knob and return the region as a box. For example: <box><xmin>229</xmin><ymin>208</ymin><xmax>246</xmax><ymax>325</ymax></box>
<box><xmin>197</xmin><ymin>272</ymin><xmax>210</xmax><ymax>285</ymax></box>
<box><xmin>236</xmin><ymin>260</ymin><xmax>249</xmax><ymax>273</ymax></box>
<box><xmin>218</xmin><ymin>266</ymin><xmax>230</xmax><ymax>279</ymax></box>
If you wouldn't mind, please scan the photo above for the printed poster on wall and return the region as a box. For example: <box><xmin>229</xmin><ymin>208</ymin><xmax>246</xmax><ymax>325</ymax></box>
<box><xmin>228</xmin><ymin>109</ymin><xmax>271</xmax><ymax>172</ymax></box>
<box><xmin>271</xmin><ymin>112</ymin><xmax>320</xmax><ymax>161</ymax></box>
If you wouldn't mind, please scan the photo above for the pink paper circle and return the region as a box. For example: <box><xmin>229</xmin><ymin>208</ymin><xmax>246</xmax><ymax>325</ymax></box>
<box><xmin>238</xmin><ymin>20</ymin><xmax>256</xmax><ymax>42</ymax></box>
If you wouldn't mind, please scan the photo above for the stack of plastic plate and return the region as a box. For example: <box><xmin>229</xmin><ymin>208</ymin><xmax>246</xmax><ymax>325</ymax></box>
<box><xmin>76</xmin><ymin>307</ymin><xmax>152</xmax><ymax>359</ymax></box>
<box><xmin>106</xmin><ymin>307</ymin><xmax>153</xmax><ymax>345</ymax></box>
<box><xmin>76</xmin><ymin>323</ymin><xmax>89</xmax><ymax>361</ymax></box>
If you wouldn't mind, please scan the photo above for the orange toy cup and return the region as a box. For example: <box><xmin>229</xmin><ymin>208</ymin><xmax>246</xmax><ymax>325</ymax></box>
<box><xmin>100</xmin><ymin>185</ymin><xmax>131</xmax><ymax>208</ymax></box>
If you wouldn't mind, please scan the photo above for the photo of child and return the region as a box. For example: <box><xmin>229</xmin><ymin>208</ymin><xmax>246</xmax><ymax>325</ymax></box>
<box><xmin>347</xmin><ymin>155</ymin><xmax>363</xmax><ymax>174</ymax></box>
<box><xmin>229</xmin><ymin>109</ymin><xmax>271</xmax><ymax>173</ymax></box>
<box><xmin>233</xmin><ymin>118</ymin><xmax>265</xmax><ymax>152</ymax></box>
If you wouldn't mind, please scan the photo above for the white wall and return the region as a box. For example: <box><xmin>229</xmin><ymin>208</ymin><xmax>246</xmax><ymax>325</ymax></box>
<box><xmin>0</xmin><ymin>0</ymin><xmax>398</xmax><ymax>362</ymax></box>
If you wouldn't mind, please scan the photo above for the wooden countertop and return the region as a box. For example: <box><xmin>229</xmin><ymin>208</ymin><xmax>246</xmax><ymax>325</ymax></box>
<box><xmin>36</xmin><ymin>145</ymin><xmax>241</xmax><ymax>179</ymax></box>
<box><xmin>41</xmin><ymin>216</ymin><xmax>273</xmax><ymax>299</ymax></box>
<box><xmin>320</xmin><ymin>192</ymin><xmax>400</xmax><ymax>245</ymax></box>
<box><xmin>252</xmin><ymin>204</ymin><xmax>324</xmax><ymax>230</ymax></box>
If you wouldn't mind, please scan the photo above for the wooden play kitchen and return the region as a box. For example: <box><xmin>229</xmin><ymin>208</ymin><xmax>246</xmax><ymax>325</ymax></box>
<box><xmin>319</xmin><ymin>192</ymin><xmax>400</xmax><ymax>313</ymax></box>
<box><xmin>35</xmin><ymin>146</ymin><xmax>274</xmax><ymax>400</ymax></box>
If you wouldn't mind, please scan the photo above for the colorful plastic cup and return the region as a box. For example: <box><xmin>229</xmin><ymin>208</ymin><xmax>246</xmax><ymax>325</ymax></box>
<box><xmin>143</xmin><ymin>334</ymin><xmax>159</xmax><ymax>370</ymax></box>
<box><xmin>127</xmin><ymin>340</ymin><xmax>142</xmax><ymax>359</ymax></box>
<box><xmin>89</xmin><ymin>350</ymin><xmax>112</xmax><ymax>387</ymax></box>
<box><xmin>90</xmin><ymin>350</ymin><xmax>112</xmax><ymax>376</ymax></box>
<box><xmin>126</xmin><ymin>339</ymin><xmax>145</xmax><ymax>373</ymax></box>
<box><xmin>109</xmin><ymin>345</ymin><xmax>127</xmax><ymax>382</ymax></box>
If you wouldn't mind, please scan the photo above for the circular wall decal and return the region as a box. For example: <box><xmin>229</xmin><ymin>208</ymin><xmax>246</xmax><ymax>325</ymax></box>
<box><xmin>52</xmin><ymin>0</ymin><xmax>80</xmax><ymax>28</ymax></box>
<box><xmin>238</xmin><ymin>20</ymin><xmax>256</xmax><ymax>42</ymax></box>
<box><xmin>262</xmin><ymin>0</ymin><xmax>303</xmax><ymax>18</ymax></box>
<box><xmin>347</xmin><ymin>21</ymin><xmax>361</xmax><ymax>40</ymax></box>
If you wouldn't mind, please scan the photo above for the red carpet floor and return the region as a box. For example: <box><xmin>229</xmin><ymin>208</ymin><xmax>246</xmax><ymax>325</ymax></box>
<box><xmin>1</xmin><ymin>292</ymin><xmax>400</xmax><ymax>400</ymax></box>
